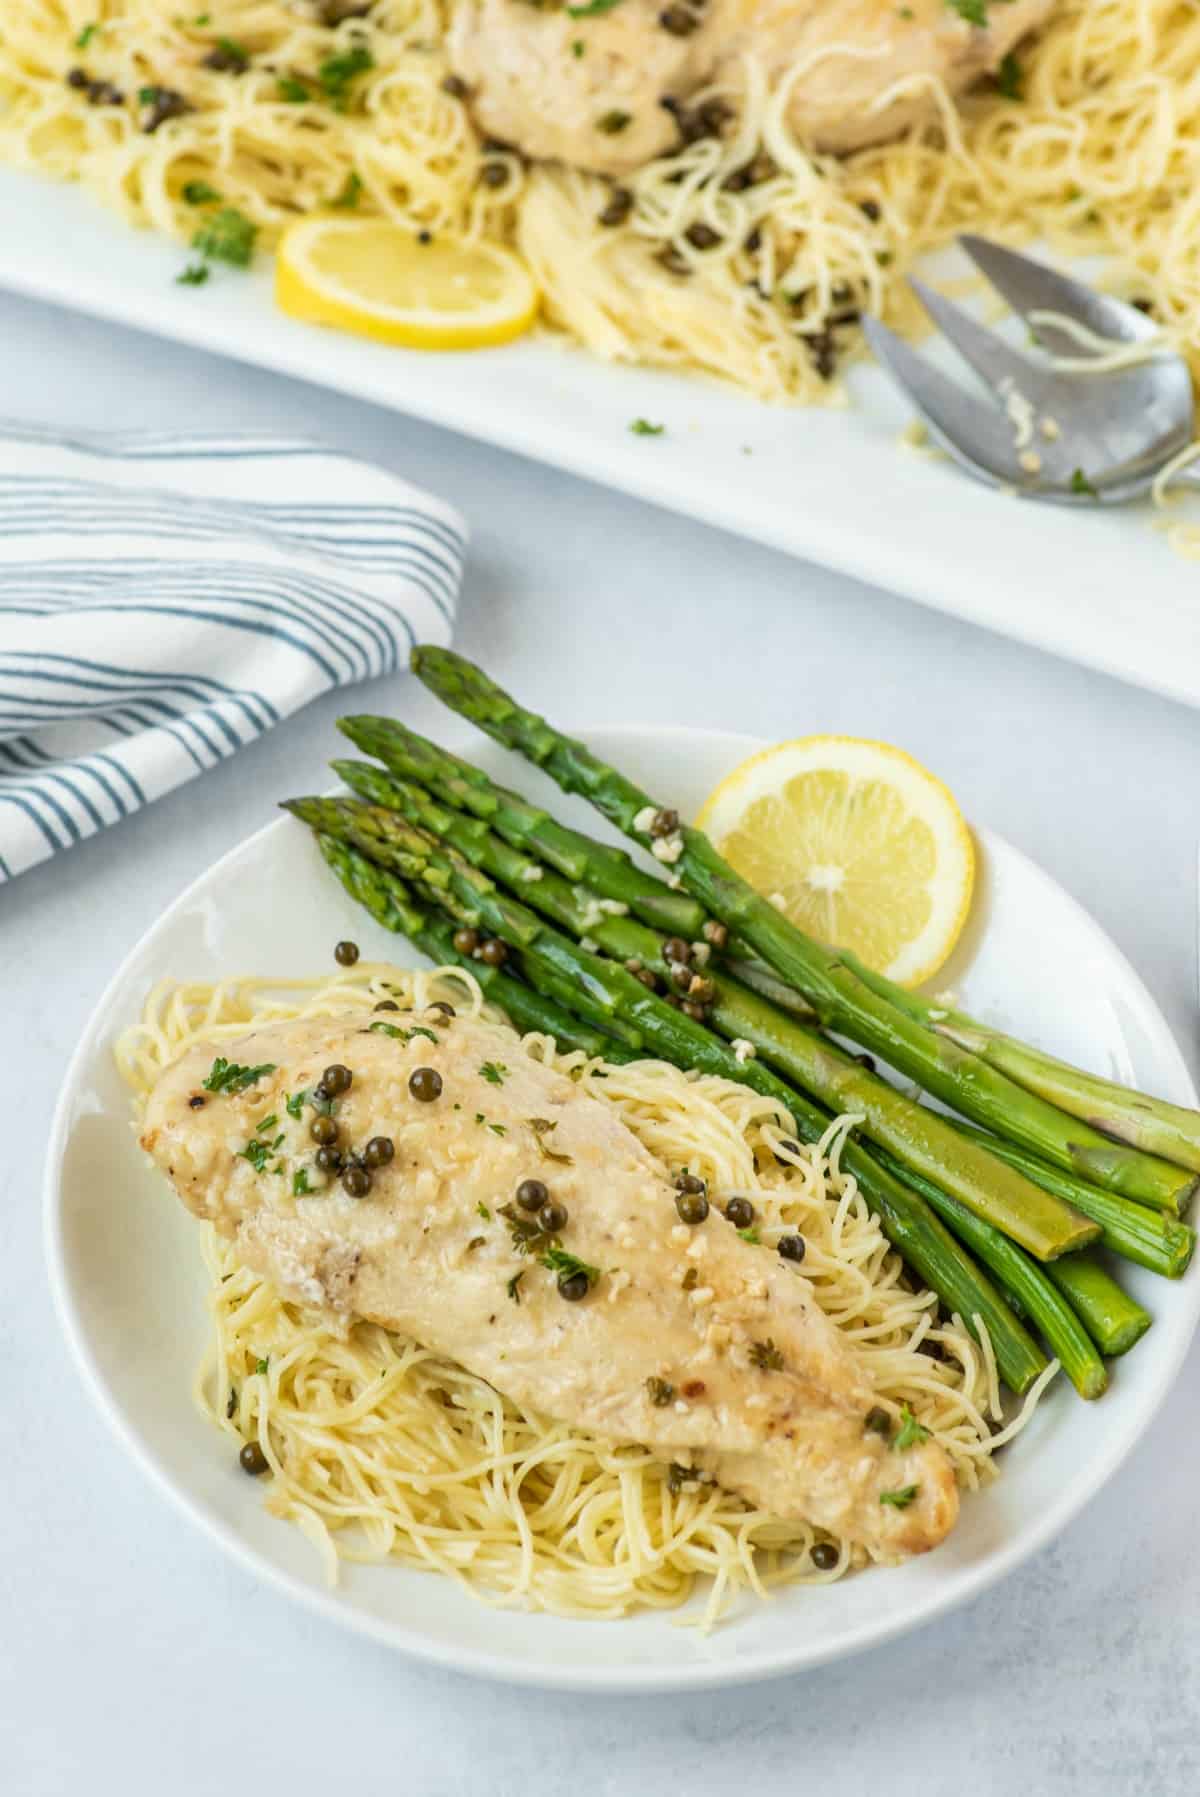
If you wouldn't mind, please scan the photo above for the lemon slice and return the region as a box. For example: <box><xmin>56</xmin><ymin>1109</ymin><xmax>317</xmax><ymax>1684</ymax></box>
<box><xmin>275</xmin><ymin>218</ymin><xmax>539</xmax><ymax>349</ymax></box>
<box><xmin>697</xmin><ymin>737</ymin><xmax>975</xmax><ymax>986</ymax></box>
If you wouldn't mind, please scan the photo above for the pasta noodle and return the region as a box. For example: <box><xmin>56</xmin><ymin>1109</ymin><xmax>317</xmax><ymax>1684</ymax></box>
<box><xmin>1</xmin><ymin>0</ymin><xmax>1200</xmax><ymax>401</ymax></box>
<box><xmin>116</xmin><ymin>959</ymin><xmax>1056</xmax><ymax>1624</ymax></box>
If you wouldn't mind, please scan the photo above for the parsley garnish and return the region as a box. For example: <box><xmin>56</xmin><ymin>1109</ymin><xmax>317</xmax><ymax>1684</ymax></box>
<box><xmin>945</xmin><ymin>0</ymin><xmax>986</xmax><ymax>22</ymax></box>
<box><xmin>238</xmin><ymin>1131</ymin><xmax>284</xmax><ymax>1173</ymax></box>
<box><xmin>277</xmin><ymin>75</ymin><xmax>310</xmax><ymax>103</ymax></box>
<box><xmin>319</xmin><ymin>44</ymin><xmax>374</xmax><ymax>110</ymax></box>
<box><xmin>475</xmin><ymin>1112</ymin><xmax>507</xmax><ymax>1137</ymax></box>
<box><xmin>256</xmin><ymin>1114</ymin><xmax>278</xmax><ymax>1133</ymax></box>
<box><xmin>540</xmin><ymin>1245</ymin><xmax>601</xmax><ymax>1288</ymax></box>
<box><xmin>894</xmin><ymin>1407</ymin><xmax>931</xmax><ymax>1451</ymax></box>
<box><xmin>528</xmin><ymin>1117</ymin><xmax>573</xmax><ymax>1164</ymax></box>
<box><xmin>1070</xmin><ymin>467</ymin><xmax>1099</xmax><ymax>498</ymax></box>
<box><xmin>211</xmin><ymin>35</ymin><xmax>249</xmax><ymax>70</ymax></box>
<box><xmin>880</xmin><ymin>1485</ymin><xmax>919</xmax><ymax>1509</ymax></box>
<box><xmin>571</xmin><ymin>38</ymin><xmax>586</xmax><ymax>55</ymax></box>
<box><xmin>176</xmin><ymin>263</ymin><xmax>210</xmax><ymax>286</ymax></box>
<box><xmin>476</xmin><ymin>1201</ymin><xmax>492</xmax><ymax>1221</ymax></box>
<box><xmin>737</xmin><ymin>1226</ymin><xmax>761</xmax><ymax>1245</ymax></box>
<box><xmin>506</xmin><ymin>1269</ymin><xmax>525</xmax><ymax>1304</ymax></box>
<box><xmin>183</xmin><ymin>179</ymin><xmax>221</xmax><ymax>205</ymax></box>
<box><xmin>479</xmin><ymin>1061</ymin><xmax>508</xmax><ymax>1085</ymax></box>
<box><xmin>285</xmin><ymin>1091</ymin><xmax>304</xmax><ymax>1119</ymax></box>
<box><xmin>748</xmin><ymin>1338</ymin><xmax>784</xmax><ymax>1371</ymax></box>
<box><xmin>202</xmin><ymin>1057</ymin><xmax>276</xmax><ymax>1095</ymax></box>
<box><xmin>75</xmin><ymin>22</ymin><xmax>99</xmax><ymax>48</ymax></box>
<box><xmin>255</xmin><ymin>1357</ymin><xmax>269</xmax><ymax>1375</ymax></box>
<box><xmin>369</xmin><ymin>1021</ymin><xmax>438</xmax><ymax>1045</ymax></box>
<box><xmin>191</xmin><ymin>206</ymin><xmax>258</xmax><ymax>267</ymax></box>
<box><xmin>646</xmin><ymin>1376</ymin><xmax>675</xmax><ymax>1407</ymax></box>
<box><xmin>996</xmin><ymin>51</ymin><xmax>1022</xmax><ymax>99</ymax></box>
<box><xmin>293</xmin><ymin>1168</ymin><xmax>312</xmax><ymax>1196</ymax></box>
<box><xmin>666</xmin><ymin>1463</ymin><xmax>708</xmax><ymax>1495</ymax></box>
<box><xmin>499</xmin><ymin>1201</ymin><xmax>552</xmax><ymax>1254</ymax></box>
<box><xmin>331</xmin><ymin>170</ymin><xmax>363</xmax><ymax>209</ymax></box>
<box><xmin>630</xmin><ymin>418</ymin><xmax>665</xmax><ymax>436</ymax></box>
<box><xmin>566</xmin><ymin>0</ymin><xmax>623</xmax><ymax>13</ymax></box>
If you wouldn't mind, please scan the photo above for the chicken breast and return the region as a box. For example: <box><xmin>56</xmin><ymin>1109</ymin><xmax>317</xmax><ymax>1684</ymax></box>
<box><xmin>446</xmin><ymin>0</ymin><xmax>1054</xmax><ymax>173</ymax></box>
<box><xmin>141</xmin><ymin>1007</ymin><xmax>958</xmax><ymax>1559</ymax></box>
<box><xmin>447</xmin><ymin>0</ymin><xmax>724</xmax><ymax>177</ymax></box>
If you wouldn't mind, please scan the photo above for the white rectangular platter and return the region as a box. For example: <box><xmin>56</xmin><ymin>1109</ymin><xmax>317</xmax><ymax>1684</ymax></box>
<box><xmin>2</xmin><ymin>164</ymin><xmax>1198</xmax><ymax>708</ymax></box>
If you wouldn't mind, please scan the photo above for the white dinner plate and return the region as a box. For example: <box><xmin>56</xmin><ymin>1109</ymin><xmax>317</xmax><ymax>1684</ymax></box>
<box><xmin>45</xmin><ymin>724</ymin><xmax>1200</xmax><ymax>1692</ymax></box>
<box><xmin>5</xmin><ymin>166</ymin><xmax>1200</xmax><ymax>710</ymax></box>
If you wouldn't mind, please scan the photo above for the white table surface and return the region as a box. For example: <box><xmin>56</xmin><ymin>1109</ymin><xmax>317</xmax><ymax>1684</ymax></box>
<box><xmin>3</xmin><ymin>286</ymin><xmax>1199</xmax><ymax>1796</ymax></box>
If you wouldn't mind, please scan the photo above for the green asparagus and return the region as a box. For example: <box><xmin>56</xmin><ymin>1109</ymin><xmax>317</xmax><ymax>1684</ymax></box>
<box><xmin>1043</xmin><ymin>1256</ymin><xmax>1151</xmax><ymax>1358</ymax></box>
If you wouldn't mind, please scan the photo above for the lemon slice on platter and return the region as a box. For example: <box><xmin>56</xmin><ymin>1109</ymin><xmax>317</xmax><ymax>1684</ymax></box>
<box><xmin>275</xmin><ymin>218</ymin><xmax>539</xmax><ymax>349</ymax></box>
<box><xmin>696</xmin><ymin>737</ymin><xmax>975</xmax><ymax>986</ymax></box>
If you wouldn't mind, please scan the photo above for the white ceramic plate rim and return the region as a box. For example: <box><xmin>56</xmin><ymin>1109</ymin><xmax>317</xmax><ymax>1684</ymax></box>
<box><xmin>44</xmin><ymin>725</ymin><xmax>1200</xmax><ymax>1692</ymax></box>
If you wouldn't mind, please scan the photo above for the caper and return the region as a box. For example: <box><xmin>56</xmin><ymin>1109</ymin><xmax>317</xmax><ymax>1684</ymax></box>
<box><xmin>778</xmin><ymin>1234</ymin><xmax>806</xmax><ymax>1263</ymax></box>
<box><xmin>334</xmin><ymin>940</ymin><xmax>359</xmax><ymax>966</ymax></box>
<box><xmin>539</xmin><ymin>1200</ymin><xmax>568</xmax><ymax>1233</ymax></box>
<box><xmin>685</xmin><ymin>222</ymin><xmax>721</xmax><ymax>250</ymax></box>
<box><xmin>310</xmin><ymin>1114</ymin><xmax>339</xmax><ymax>1146</ymax></box>
<box><xmin>675</xmin><ymin>1189</ymin><xmax>709</xmax><ymax>1225</ymax></box>
<box><xmin>342</xmin><ymin>1163</ymin><xmax>372</xmax><ymax>1198</ymax></box>
<box><xmin>675</xmin><ymin>1171</ymin><xmax>706</xmax><ymax>1195</ymax></box>
<box><xmin>239</xmin><ymin>1441</ymin><xmax>270</xmax><ymax>1476</ymax></box>
<box><xmin>315</xmin><ymin>1144</ymin><xmax>343</xmax><ymax>1174</ymax></box>
<box><xmin>363</xmin><ymin>1135</ymin><xmax>394</xmax><ymax>1168</ymax></box>
<box><xmin>724</xmin><ymin>1195</ymin><xmax>755</xmax><ymax>1229</ymax></box>
<box><xmin>865</xmin><ymin>1406</ymin><xmax>892</xmax><ymax>1436</ymax></box>
<box><xmin>517</xmin><ymin>1178</ymin><xmax>549</xmax><ymax>1212</ymax></box>
<box><xmin>322</xmin><ymin>1064</ymin><xmax>352</xmax><ymax>1095</ymax></box>
<box><xmin>479</xmin><ymin>938</ymin><xmax>508</xmax><ymax>966</ymax></box>
<box><xmin>441</xmin><ymin>73</ymin><xmax>471</xmax><ymax>98</ymax></box>
<box><xmin>452</xmin><ymin>927</ymin><xmax>480</xmax><ymax>955</ymax></box>
<box><xmin>409</xmin><ymin>1066</ymin><xmax>443</xmax><ymax>1103</ymax></box>
<box><xmin>557</xmin><ymin>1270</ymin><xmax>590</xmax><ymax>1302</ymax></box>
<box><xmin>810</xmin><ymin>1541</ymin><xmax>839</xmax><ymax>1571</ymax></box>
<box><xmin>373</xmin><ymin>999</ymin><xmax>400</xmax><ymax>1012</ymax></box>
<box><xmin>428</xmin><ymin>1001</ymin><xmax>457</xmax><ymax>1018</ymax></box>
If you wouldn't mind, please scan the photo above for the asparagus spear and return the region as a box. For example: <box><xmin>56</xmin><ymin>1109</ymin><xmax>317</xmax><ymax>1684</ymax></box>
<box><xmin>839</xmin><ymin>948</ymin><xmax>1200</xmax><ymax>1175</ymax></box>
<box><xmin>411</xmin><ymin>646</ymin><xmax>1198</xmax><ymax>1216</ymax></box>
<box><xmin>325</xmin><ymin>771</ymin><xmax>1098</xmax><ymax>1262</ymax></box>
<box><xmin>953</xmin><ymin>1125</ymin><xmax>1195</xmax><ymax>1279</ymax></box>
<box><xmin>295</xmin><ymin>805</ymin><xmax>1048</xmax><ymax>1394</ymax></box>
<box><xmin>874</xmin><ymin>1150</ymin><xmax>1106</xmax><ymax>1399</ymax></box>
<box><xmin>1043</xmin><ymin>1257</ymin><xmax>1151</xmax><ymax>1358</ymax></box>
<box><xmin>338</xmin><ymin>714</ymin><xmax>708</xmax><ymax>937</ymax></box>
<box><xmin>313</xmin><ymin>831</ymin><xmax>635</xmax><ymax>1062</ymax></box>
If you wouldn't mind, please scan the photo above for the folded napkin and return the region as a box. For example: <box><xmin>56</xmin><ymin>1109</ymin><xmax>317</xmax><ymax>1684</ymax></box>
<box><xmin>0</xmin><ymin>421</ymin><xmax>466</xmax><ymax>883</ymax></box>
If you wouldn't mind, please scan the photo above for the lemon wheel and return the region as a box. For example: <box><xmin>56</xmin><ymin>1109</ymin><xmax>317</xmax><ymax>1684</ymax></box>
<box><xmin>697</xmin><ymin>736</ymin><xmax>975</xmax><ymax>986</ymax></box>
<box><xmin>275</xmin><ymin>218</ymin><xmax>539</xmax><ymax>350</ymax></box>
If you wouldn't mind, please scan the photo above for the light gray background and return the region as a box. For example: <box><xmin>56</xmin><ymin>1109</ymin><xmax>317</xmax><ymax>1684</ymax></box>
<box><xmin>3</xmin><ymin>289</ymin><xmax>1198</xmax><ymax>1795</ymax></box>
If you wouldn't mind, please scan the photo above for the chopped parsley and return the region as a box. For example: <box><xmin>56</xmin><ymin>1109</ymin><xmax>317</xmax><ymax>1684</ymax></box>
<box><xmin>880</xmin><ymin>1485</ymin><xmax>919</xmax><ymax>1509</ymax></box>
<box><xmin>566</xmin><ymin>0</ymin><xmax>624</xmax><ymax>13</ymax></box>
<box><xmin>277</xmin><ymin>75</ymin><xmax>310</xmax><ymax>103</ymax></box>
<box><xmin>996</xmin><ymin>51</ymin><xmax>1023</xmax><ymax>99</ymax></box>
<box><xmin>255</xmin><ymin>1357</ymin><xmax>269</xmax><ymax>1376</ymax></box>
<box><xmin>479</xmin><ymin>1061</ymin><xmax>508</xmax><ymax>1086</ymax></box>
<box><xmin>737</xmin><ymin>1226</ymin><xmax>761</xmax><ymax>1245</ymax></box>
<box><xmin>571</xmin><ymin>38</ymin><xmax>586</xmax><ymax>55</ymax></box>
<box><xmin>238</xmin><ymin>1131</ymin><xmax>285</xmax><ymax>1173</ymax></box>
<box><xmin>475</xmin><ymin>1112</ymin><xmax>507</xmax><ymax>1137</ymax></box>
<box><xmin>945</xmin><ymin>0</ymin><xmax>987</xmax><ymax>22</ymax></box>
<box><xmin>596</xmin><ymin>109</ymin><xmax>632</xmax><ymax>135</ymax></box>
<box><xmin>476</xmin><ymin>1200</ymin><xmax>492</xmax><ymax>1221</ymax></box>
<box><xmin>331</xmin><ymin>171</ymin><xmax>363</xmax><ymax>209</ymax></box>
<box><xmin>666</xmin><ymin>1463</ymin><xmax>707</xmax><ymax>1495</ymax></box>
<box><xmin>285</xmin><ymin>1091</ymin><xmax>304</xmax><ymax>1119</ymax></box>
<box><xmin>748</xmin><ymin>1338</ymin><xmax>785</xmax><ymax>1371</ymax></box>
<box><xmin>182</xmin><ymin>179</ymin><xmax>221</xmax><ymax>205</ymax></box>
<box><xmin>528</xmin><ymin>1117</ymin><xmax>573</xmax><ymax>1164</ymax></box>
<box><xmin>646</xmin><ymin>1376</ymin><xmax>675</xmax><ymax>1407</ymax></box>
<box><xmin>369</xmin><ymin>1020</ymin><xmax>438</xmax><ymax>1045</ymax></box>
<box><xmin>319</xmin><ymin>44</ymin><xmax>374</xmax><ymax>110</ymax></box>
<box><xmin>630</xmin><ymin>418</ymin><xmax>665</xmax><ymax>436</ymax></box>
<box><xmin>540</xmin><ymin>1245</ymin><xmax>601</xmax><ymax>1288</ymax></box>
<box><xmin>75</xmin><ymin>22</ymin><xmax>99</xmax><ymax>49</ymax></box>
<box><xmin>1070</xmin><ymin>467</ymin><xmax>1099</xmax><ymax>498</ymax></box>
<box><xmin>255</xmin><ymin>1114</ymin><xmax>278</xmax><ymax>1133</ymax></box>
<box><xmin>894</xmin><ymin>1407</ymin><xmax>931</xmax><ymax>1451</ymax></box>
<box><xmin>202</xmin><ymin>1057</ymin><xmax>276</xmax><ymax>1095</ymax></box>
<box><xmin>506</xmin><ymin>1269</ymin><xmax>526</xmax><ymax>1304</ymax></box>
<box><xmin>211</xmin><ymin>34</ymin><xmax>249</xmax><ymax>70</ymax></box>
<box><xmin>499</xmin><ymin>1201</ymin><xmax>553</xmax><ymax>1254</ymax></box>
<box><xmin>191</xmin><ymin>205</ymin><xmax>258</xmax><ymax>267</ymax></box>
<box><xmin>176</xmin><ymin>262</ymin><xmax>210</xmax><ymax>286</ymax></box>
<box><xmin>292</xmin><ymin>1168</ymin><xmax>312</xmax><ymax>1196</ymax></box>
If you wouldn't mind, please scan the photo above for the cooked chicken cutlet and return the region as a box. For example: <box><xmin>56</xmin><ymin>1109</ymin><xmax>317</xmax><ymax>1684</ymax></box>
<box><xmin>141</xmin><ymin>1007</ymin><xmax>958</xmax><ymax>1559</ymax></box>
<box><xmin>446</xmin><ymin>0</ymin><xmax>1054</xmax><ymax>174</ymax></box>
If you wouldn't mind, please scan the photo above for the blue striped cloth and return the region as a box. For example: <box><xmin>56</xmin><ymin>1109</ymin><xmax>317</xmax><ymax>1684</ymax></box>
<box><xmin>0</xmin><ymin>422</ymin><xmax>466</xmax><ymax>883</ymax></box>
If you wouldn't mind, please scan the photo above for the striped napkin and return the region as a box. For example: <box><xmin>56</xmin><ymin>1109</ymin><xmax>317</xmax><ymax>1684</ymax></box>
<box><xmin>0</xmin><ymin>421</ymin><xmax>466</xmax><ymax>884</ymax></box>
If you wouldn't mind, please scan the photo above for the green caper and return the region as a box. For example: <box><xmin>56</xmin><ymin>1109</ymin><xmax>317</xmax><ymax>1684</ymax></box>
<box><xmin>558</xmin><ymin>1270</ymin><xmax>589</xmax><ymax>1302</ymax></box>
<box><xmin>409</xmin><ymin>1066</ymin><xmax>443</xmax><ymax>1102</ymax></box>
<box><xmin>810</xmin><ymin>1541</ymin><xmax>839</xmax><ymax>1571</ymax></box>
<box><xmin>363</xmin><ymin>1135</ymin><xmax>395</xmax><ymax>1168</ymax></box>
<box><xmin>314</xmin><ymin>1144</ymin><xmax>342</xmax><ymax>1174</ymax></box>
<box><xmin>310</xmin><ymin>1114</ymin><xmax>339</xmax><ymax>1146</ymax></box>
<box><xmin>239</xmin><ymin>1441</ymin><xmax>270</xmax><ymax>1476</ymax></box>
<box><xmin>342</xmin><ymin>1164</ymin><xmax>372</xmax><ymax>1198</ymax></box>
<box><xmin>539</xmin><ymin>1199</ymin><xmax>568</xmax><ymax>1233</ymax></box>
<box><xmin>452</xmin><ymin>927</ymin><xmax>480</xmax><ymax>955</ymax></box>
<box><xmin>479</xmin><ymin>938</ymin><xmax>508</xmax><ymax>966</ymax></box>
<box><xmin>373</xmin><ymin>999</ymin><xmax>400</xmax><ymax>1012</ymax></box>
<box><xmin>322</xmin><ymin>1064</ymin><xmax>352</xmax><ymax>1095</ymax></box>
<box><xmin>675</xmin><ymin>1171</ymin><xmax>706</xmax><ymax>1195</ymax></box>
<box><xmin>428</xmin><ymin>1001</ymin><xmax>456</xmax><ymax>1018</ymax></box>
<box><xmin>865</xmin><ymin>1406</ymin><xmax>892</xmax><ymax>1436</ymax></box>
<box><xmin>778</xmin><ymin>1234</ymin><xmax>806</xmax><ymax>1263</ymax></box>
<box><xmin>334</xmin><ymin>940</ymin><xmax>359</xmax><ymax>966</ymax></box>
<box><xmin>724</xmin><ymin>1196</ymin><xmax>755</xmax><ymax>1229</ymax></box>
<box><xmin>517</xmin><ymin>1178</ymin><xmax>549</xmax><ymax>1212</ymax></box>
<box><xmin>675</xmin><ymin>1189</ymin><xmax>709</xmax><ymax>1225</ymax></box>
